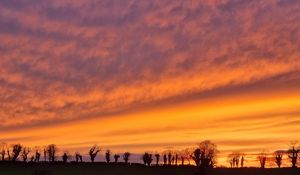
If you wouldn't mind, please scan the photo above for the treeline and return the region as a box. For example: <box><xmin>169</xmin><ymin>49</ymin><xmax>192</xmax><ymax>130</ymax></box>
<box><xmin>1</xmin><ymin>140</ymin><xmax>299</xmax><ymax>169</ymax></box>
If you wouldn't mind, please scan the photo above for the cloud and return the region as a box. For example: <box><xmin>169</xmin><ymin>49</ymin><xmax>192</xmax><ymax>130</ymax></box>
<box><xmin>0</xmin><ymin>1</ymin><xmax>299</xmax><ymax>165</ymax></box>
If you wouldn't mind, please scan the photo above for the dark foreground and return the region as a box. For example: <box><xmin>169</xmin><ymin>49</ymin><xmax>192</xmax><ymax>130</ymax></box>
<box><xmin>0</xmin><ymin>162</ymin><xmax>299</xmax><ymax>175</ymax></box>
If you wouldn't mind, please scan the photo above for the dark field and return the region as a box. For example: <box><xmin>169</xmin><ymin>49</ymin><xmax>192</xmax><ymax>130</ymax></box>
<box><xmin>0</xmin><ymin>162</ymin><xmax>299</xmax><ymax>175</ymax></box>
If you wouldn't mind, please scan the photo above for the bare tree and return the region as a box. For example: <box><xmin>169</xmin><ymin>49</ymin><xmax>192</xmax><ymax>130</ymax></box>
<box><xmin>114</xmin><ymin>154</ymin><xmax>120</xmax><ymax>163</ymax></box>
<box><xmin>47</xmin><ymin>144</ymin><xmax>57</xmax><ymax>162</ymax></box>
<box><xmin>123</xmin><ymin>152</ymin><xmax>130</xmax><ymax>164</ymax></box>
<box><xmin>257</xmin><ymin>152</ymin><xmax>267</xmax><ymax>169</ymax></box>
<box><xmin>21</xmin><ymin>147</ymin><xmax>30</xmax><ymax>162</ymax></box>
<box><xmin>75</xmin><ymin>152</ymin><xmax>83</xmax><ymax>162</ymax></box>
<box><xmin>228</xmin><ymin>152</ymin><xmax>241</xmax><ymax>168</ymax></box>
<box><xmin>11</xmin><ymin>144</ymin><xmax>22</xmax><ymax>162</ymax></box>
<box><xmin>287</xmin><ymin>142</ymin><xmax>300</xmax><ymax>168</ymax></box>
<box><xmin>89</xmin><ymin>145</ymin><xmax>100</xmax><ymax>163</ymax></box>
<box><xmin>274</xmin><ymin>150</ymin><xmax>285</xmax><ymax>168</ymax></box>
<box><xmin>105</xmin><ymin>150</ymin><xmax>111</xmax><ymax>163</ymax></box>
<box><xmin>155</xmin><ymin>154</ymin><xmax>160</xmax><ymax>166</ymax></box>
<box><xmin>34</xmin><ymin>147</ymin><xmax>41</xmax><ymax>162</ymax></box>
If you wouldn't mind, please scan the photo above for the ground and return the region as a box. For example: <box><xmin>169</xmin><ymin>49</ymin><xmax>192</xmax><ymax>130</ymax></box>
<box><xmin>0</xmin><ymin>162</ymin><xmax>299</xmax><ymax>175</ymax></box>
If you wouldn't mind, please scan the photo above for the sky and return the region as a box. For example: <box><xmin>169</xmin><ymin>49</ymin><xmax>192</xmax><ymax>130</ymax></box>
<box><xmin>0</xmin><ymin>0</ymin><xmax>300</xmax><ymax>167</ymax></box>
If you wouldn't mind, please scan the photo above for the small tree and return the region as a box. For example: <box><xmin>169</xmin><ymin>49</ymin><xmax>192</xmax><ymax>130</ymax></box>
<box><xmin>12</xmin><ymin>144</ymin><xmax>22</xmax><ymax>162</ymax></box>
<box><xmin>89</xmin><ymin>145</ymin><xmax>100</xmax><ymax>163</ymax></box>
<box><xmin>123</xmin><ymin>152</ymin><xmax>130</xmax><ymax>164</ymax></box>
<box><xmin>114</xmin><ymin>154</ymin><xmax>120</xmax><ymax>163</ymax></box>
<box><xmin>274</xmin><ymin>150</ymin><xmax>284</xmax><ymax>168</ymax></box>
<box><xmin>34</xmin><ymin>147</ymin><xmax>41</xmax><ymax>162</ymax></box>
<box><xmin>163</xmin><ymin>154</ymin><xmax>167</xmax><ymax>165</ymax></box>
<box><xmin>287</xmin><ymin>143</ymin><xmax>300</xmax><ymax>168</ymax></box>
<box><xmin>142</xmin><ymin>152</ymin><xmax>153</xmax><ymax>166</ymax></box>
<box><xmin>105</xmin><ymin>150</ymin><xmax>111</xmax><ymax>163</ymax></box>
<box><xmin>47</xmin><ymin>144</ymin><xmax>57</xmax><ymax>162</ymax></box>
<box><xmin>75</xmin><ymin>152</ymin><xmax>83</xmax><ymax>162</ymax></box>
<box><xmin>21</xmin><ymin>147</ymin><xmax>30</xmax><ymax>162</ymax></box>
<box><xmin>62</xmin><ymin>153</ymin><xmax>69</xmax><ymax>163</ymax></box>
<box><xmin>257</xmin><ymin>152</ymin><xmax>267</xmax><ymax>169</ymax></box>
<box><xmin>155</xmin><ymin>154</ymin><xmax>160</xmax><ymax>166</ymax></box>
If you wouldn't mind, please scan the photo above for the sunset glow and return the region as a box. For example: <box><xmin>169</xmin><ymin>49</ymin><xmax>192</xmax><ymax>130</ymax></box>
<box><xmin>0</xmin><ymin>0</ymin><xmax>300</xmax><ymax>167</ymax></box>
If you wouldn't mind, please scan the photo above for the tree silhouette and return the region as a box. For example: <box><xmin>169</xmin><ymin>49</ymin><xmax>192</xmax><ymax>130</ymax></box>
<box><xmin>192</xmin><ymin>148</ymin><xmax>201</xmax><ymax>166</ymax></box>
<box><xmin>89</xmin><ymin>145</ymin><xmax>100</xmax><ymax>163</ymax></box>
<box><xmin>155</xmin><ymin>154</ymin><xmax>160</xmax><ymax>166</ymax></box>
<box><xmin>287</xmin><ymin>143</ymin><xmax>300</xmax><ymax>168</ymax></box>
<box><xmin>163</xmin><ymin>154</ymin><xmax>167</xmax><ymax>165</ymax></box>
<box><xmin>274</xmin><ymin>150</ymin><xmax>284</xmax><ymax>168</ymax></box>
<box><xmin>21</xmin><ymin>147</ymin><xmax>30</xmax><ymax>162</ymax></box>
<box><xmin>0</xmin><ymin>142</ymin><xmax>6</xmax><ymax>161</ymax></box>
<box><xmin>142</xmin><ymin>152</ymin><xmax>153</xmax><ymax>166</ymax></box>
<box><xmin>198</xmin><ymin>140</ymin><xmax>218</xmax><ymax>168</ymax></box>
<box><xmin>114</xmin><ymin>154</ymin><xmax>120</xmax><ymax>163</ymax></box>
<box><xmin>123</xmin><ymin>152</ymin><xmax>130</xmax><ymax>164</ymax></box>
<box><xmin>167</xmin><ymin>152</ymin><xmax>172</xmax><ymax>165</ymax></box>
<box><xmin>75</xmin><ymin>152</ymin><xmax>83</xmax><ymax>162</ymax></box>
<box><xmin>62</xmin><ymin>153</ymin><xmax>69</xmax><ymax>163</ymax></box>
<box><xmin>11</xmin><ymin>144</ymin><xmax>22</xmax><ymax>162</ymax></box>
<box><xmin>34</xmin><ymin>147</ymin><xmax>41</xmax><ymax>162</ymax></box>
<box><xmin>105</xmin><ymin>150</ymin><xmax>111</xmax><ymax>163</ymax></box>
<box><xmin>47</xmin><ymin>144</ymin><xmax>57</xmax><ymax>162</ymax></box>
<box><xmin>43</xmin><ymin>147</ymin><xmax>47</xmax><ymax>162</ymax></box>
<box><xmin>228</xmin><ymin>152</ymin><xmax>241</xmax><ymax>168</ymax></box>
<box><xmin>257</xmin><ymin>152</ymin><xmax>267</xmax><ymax>169</ymax></box>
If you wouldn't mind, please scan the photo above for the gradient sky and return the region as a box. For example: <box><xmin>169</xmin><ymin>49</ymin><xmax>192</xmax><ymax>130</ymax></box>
<box><xmin>0</xmin><ymin>0</ymin><xmax>300</xmax><ymax>167</ymax></box>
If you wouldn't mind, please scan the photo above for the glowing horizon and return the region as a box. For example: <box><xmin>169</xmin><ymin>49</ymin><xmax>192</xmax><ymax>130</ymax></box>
<box><xmin>0</xmin><ymin>0</ymin><xmax>300</xmax><ymax>167</ymax></box>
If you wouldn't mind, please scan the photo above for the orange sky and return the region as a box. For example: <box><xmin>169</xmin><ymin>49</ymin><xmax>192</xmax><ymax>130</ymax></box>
<box><xmin>0</xmin><ymin>0</ymin><xmax>300</xmax><ymax>167</ymax></box>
